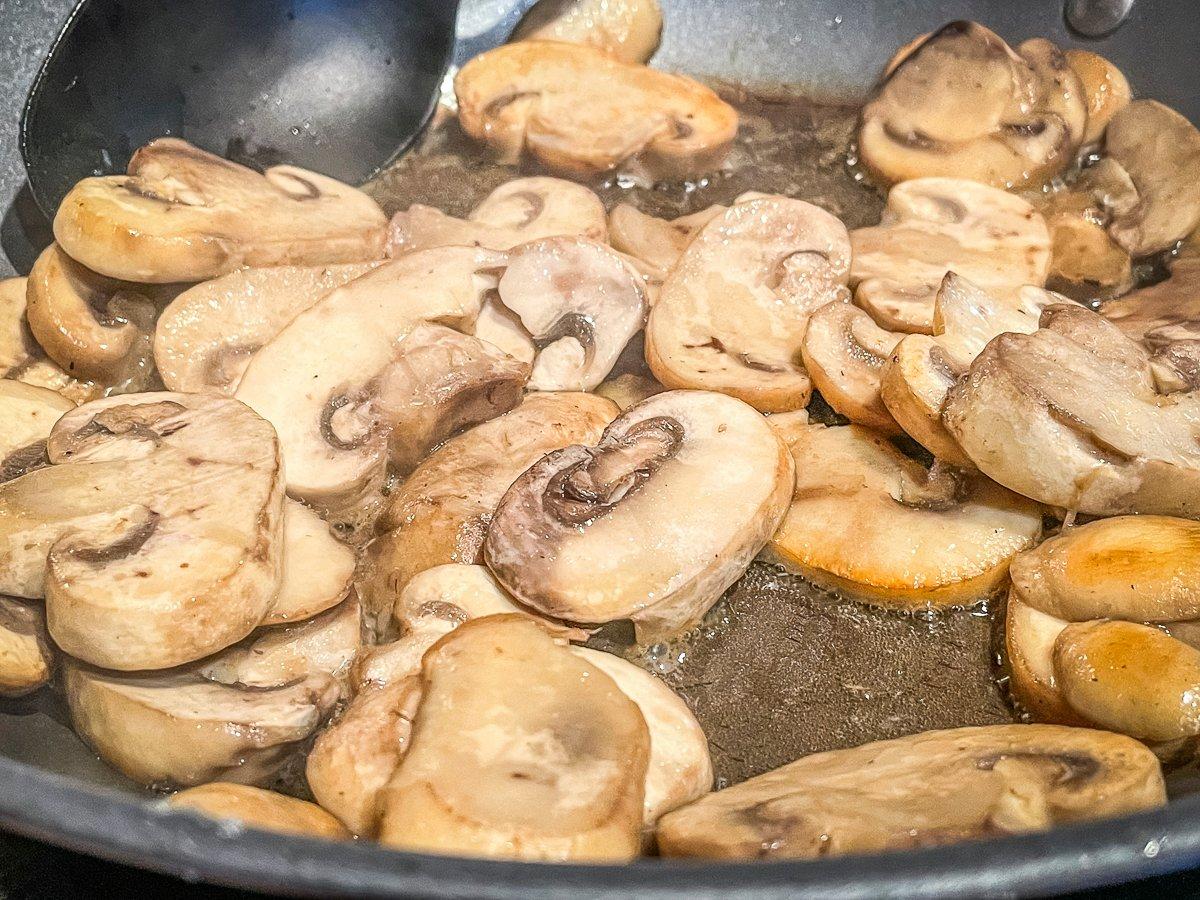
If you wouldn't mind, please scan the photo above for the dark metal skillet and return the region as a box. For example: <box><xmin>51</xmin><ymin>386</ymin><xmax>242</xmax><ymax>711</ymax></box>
<box><xmin>3</xmin><ymin>0</ymin><xmax>1200</xmax><ymax>896</ymax></box>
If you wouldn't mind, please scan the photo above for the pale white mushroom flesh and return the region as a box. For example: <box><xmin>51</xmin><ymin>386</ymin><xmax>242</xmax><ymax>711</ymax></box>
<box><xmin>511</xmin><ymin>0</ymin><xmax>663</xmax><ymax>63</ymax></box>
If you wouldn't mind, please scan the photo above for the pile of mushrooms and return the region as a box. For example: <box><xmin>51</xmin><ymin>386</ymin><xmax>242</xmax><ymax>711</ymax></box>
<box><xmin>3</xmin><ymin>7</ymin><xmax>1200</xmax><ymax>866</ymax></box>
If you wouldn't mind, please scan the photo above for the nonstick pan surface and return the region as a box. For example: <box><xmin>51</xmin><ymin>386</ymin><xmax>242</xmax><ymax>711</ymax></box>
<box><xmin>2</xmin><ymin>1</ymin><xmax>1200</xmax><ymax>896</ymax></box>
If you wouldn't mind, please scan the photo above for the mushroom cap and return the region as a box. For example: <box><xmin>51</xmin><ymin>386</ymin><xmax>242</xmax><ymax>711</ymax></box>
<box><xmin>646</xmin><ymin>197</ymin><xmax>852</xmax><ymax>412</ymax></box>
<box><xmin>454</xmin><ymin>41</ymin><xmax>736</xmax><ymax>180</ymax></box>
<box><xmin>1105</xmin><ymin>101</ymin><xmax>1200</xmax><ymax>257</ymax></box>
<box><xmin>766</xmin><ymin>422</ymin><xmax>1042</xmax><ymax>608</ymax></box>
<box><xmin>607</xmin><ymin>202</ymin><xmax>725</xmax><ymax>284</ymax></box>
<box><xmin>1065</xmin><ymin>50</ymin><xmax>1131</xmax><ymax>147</ymax></box>
<box><xmin>378</xmin><ymin>615</ymin><xmax>650</xmax><ymax>861</ymax></box>
<box><xmin>54</xmin><ymin>138</ymin><xmax>387</xmax><ymax>283</ymax></box>
<box><xmin>484</xmin><ymin>390</ymin><xmax>794</xmax><ymax>640</ymax></box>
<box><xmin>1004</xmin><ymin>591</ymin><xmax>1088</xmax><ymax>726</ymax></box>
<box><xmin>511</xmin><ymin>0</ymin><xmax>663</xmax><ymax>63</ymax></box>
<box><xmin>0</xmin><ymin>277</ymin><xmax>98</xmax><ymax>403</ymax></box>
<box><xmin>0</xmin><ymin>379</ymin><xmax>73</xmax><ymax>481</ymax></box>
<box><xmin>155</xmin><ymin>261</ymin><xmax>382</xmax><ymax>394</ymax></box>
<box><xmin>943</xmin><ymin>304</ymin><xmax>1200</xmax><ymax>516</ymax></box>
<box><xmin>0</xmin><ymin>596</ymin><xmax>53</xmax><ymax>697</ymax></box>
<box><xmin>849</xmin><ymin>178</ymin><xmax>1051</xmax><ymax>333</ymax></box>
<box><xmin>0</xmin><ymin>393</ymin><xmax>285</xmax><ymax>670</ymax></box>
<box><xmin>656</xmin><ymin>723</ymin><xmax>1165</xmax><ymax>859</ymax></box>
<box><xmin>264</xmin><ymin>500</ymin><xmax>355</xmax><ymax>626</ymax></box>
<box><xmin>388</xmin><ymin>177</ymin><xmax>607</xmax><ymax>256</ymax></box>
<box><xmin>168</xmin><ymin>783</ymin><xmax>350</xmax><ymax>840</ymax></box>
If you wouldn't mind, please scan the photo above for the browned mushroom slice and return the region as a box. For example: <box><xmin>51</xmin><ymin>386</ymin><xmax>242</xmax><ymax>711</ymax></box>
<box><xmin>485</xmin><ymin>391</ymin><xmax>793</xmax><ymax>640</ymax></box>
<box><xmin>455</xmin><ymin>41</ymin><xmax>736</xmax><ymax>180</ymax></box>
<box><xmin>1102</xmin><ymin>238</ymin><xmax>1200</xmax><ymax>345</ymax></box>
<box><xmin>1065</xmin><ymin>50</ymin><xmax>1131</xmax><ymax>146</ymax></box>
<box><xmin>656</xmin><ymin>724</ymin><xmax>1164</xmax><ymax>859</ymax></box>
<box><xmin>1033</xmin><ymin>175</ymin><xmax>1134</xmax><ymax>302</ymax></box>
<box><xmin>850</xmin><ymin>178</ymin><xmax>1051</xmax><ymax>333</ymax></box>
<box><xmin>0</xmin><ymin>380</ymin><xmax>74</xmax><ymax>483</ymax></box>
<box><xmin>1105</xmin><ymin>101</ymin><xmax>1200</xmax><ymax>257</ymax></box>
<box><xmin>54</xmin><ymin>138</ymin><xmax>387</xmax><ymax>283</ymax></box>
<box><xmin>378</xmin><ymin>615</ymin><xmax>649</xmax><ymax>861</ymax></box>
<box><xmin>364</xmin><ymin>392</ymin><xmax>616</xmax><ymax>634</ymax></box>
<box><xmin>0</xmin><ymin>393</ymin><xmax>284</xmax><ymax>670</ymax></box>
<box><xmin>154</xmin><ymin>261</ymin><xmax>382</xmax><ymax>394</ymax></box>
<box><xmin>388</xmin><ymin>177</ymin><xmax>607</xmax><ymax>256</ymax></box>
<box><xmin>858</xmin><ymin>22</ymin><xmax>1087</xmax><ymax>189</ymax></box>
<box><xmin>767</xmin><ymin>422</ymin><xmax>1041</xmax><ymax>608</ymax></box>
<box><xmin>0</xmin><ymin>596</ymin><xmax>53</xmax><ymax>697</ymax></box>
<box><xmin>511</xmin><ymin>0</ymin><xmax>663</xmax><ymax>63</ymax></box>
<box><xmin>607</xmin><ymin>202</ymin><xmax>726</xmax><ymax>283</ymax></box>
<box><xmin>800</xmin><ymin>301</ymin><xmax>902</xmax><ymax>432</ymax></box>
<box><xmin>0</xmin><ymin>277</ymin><xmax>98</xmax><ymax>403</ymax></box>
<box><xmin>1005</xmin><ymin>592</ymin><xmax>1087</xmax><ymax>725</ymax></box>
<box><xmin>168</xmin><ymin>783</ymin><xmax>350</xmax><ymax>840</ymax></box>
<box><xmin>646</xmin><ymin>198</ymin><xmax>852</xmax><ymax>411</ymax></box>
<box><xmin>944</xmin><ymin>304</ymin><xmax>1200</xmax><ymax>516</ymax></box>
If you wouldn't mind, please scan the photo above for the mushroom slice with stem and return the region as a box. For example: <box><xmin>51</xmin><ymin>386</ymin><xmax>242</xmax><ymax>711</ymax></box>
<box><xmin>849</xmin><ymin>178</ymin><xmax>1051</xmax><ymax>334</ymax></box>
<box><xmin>1104</xmin><ymin>101</ymin><xmax>1200</xmax><ymax>257</ymax></box>
<box><xmin>0</xmin><ymin>380</ymin><xmax>74</xmax><ymax>483</ymax></box>
<box><xmin>234</xmin><ymin>246</ymin><xmax>504</xmax><ymax>518</ymax></box>
<box><xmin>943</xmin><ymin>304</ymin><xmax>1200</xmax><ymax>517</ymax></box>
<box><xmin>485</xmin><ymin>390</ymin><xmax>794</xmax><ymax>641</ymax></box>
<box><xmin>1065</xmin><ymin>50</ymin><xmax>1130</xmax><ymax>147</ymax></box>
<box><xmin>264</xmin><ymin>500</ymin><xmax>355</xmax><ymax>626</ymax></box>
<box><xmin>154</xmin><ymin>261</ymin><xmax>382</xmax><ymax>394</ymax></box>
<box><xmin>0</xmin><ymin>596</ymin><xmax>54</xmax><ymax>697</ymax></box>
<box><xmin>0</xmin><ymin>393</ymin><xmax>284</xmax><ymax>670</ymax></box>
<box><xmin>168</xmin><ymin>783</ymin><xmax>350</xmax><ymax>840</ymax></box>
<box><xmin>607</xmin><ymin>202</ymin><xmax>726</xmax><ymax>284</ymax></box>
<box><xmin>646</xmin><ymin>197</ymin><xmax>852</xmax><ymax>411</ymax></box>
<box><xmin>0</xmin><ymin>277</ymin><xmax>98</xmax><ymax>403</ymax></box>
<box><xmin>858</xmin><ymin>23</ymin><xmax>1087</xmax><ymax>189</ymax></box>
<box><xmin>511</xmin><ymin>0</ymin><xmax>663</xmax><ymax>63</ymax></box>
<box><xmin>800</xmin><ymin>301</ymin><xmax>902</xmax><ymax>432</ymax></box>
<box><xmin>455</xmin><ymin>41</ymin><xmax>737</xmax><ymax>180</ymax></box>
<box><xmin>495</xmin><ymin>237</ymin><xmax>646</xmax><ymax>391</ymax></box>
<box><xmin>363</xmin><ymin>392</ymin><xmax>616</xmax><ymax>634</ymax></box>
<box><xmin>765</xmin><ymin>422</ymin><xmax>1041</xmax><ymax>609</ymax></box>
<box><xmin>388</xmin><ymin>177</ymin><xmax>608</xmax><ymax>256</ymax></box>
<box><xmin>656</xmin><ymin>723</ymin><xmax>1164</xmax><ymax>860</ymax></box>
<box><xmin>54</xmin><ymin>138</ymin><xmax>387</xmax><ymax>283</ymax></box>
<box><xmin>1005</xmin><ymin>592</ymin><xmax>1088</xmax><ymax>726</ymax></box>
<box><xmin>378</xmin><ymin>615</ymin><xmax>650</xmax><ymax>861</ymax></box>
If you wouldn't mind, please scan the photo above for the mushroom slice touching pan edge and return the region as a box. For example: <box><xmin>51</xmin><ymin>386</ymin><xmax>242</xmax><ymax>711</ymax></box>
<box><xmin>364</xmin><ymin>392</ymin><xmax>617</xmax><ymax>635</ymax></box>
<box><xmin>943</xmin><ymin>304</ymin><xmax>1200</xmax><ymax>516</ymax></box>
<box><xmin>53</xmin><ymin>138</ymin><xmax>387</xmax><ymax>283</ymax></box>
<box><xmin>154</xmin><ymin>261</ymin><xmax>383</xmax><ymax>394</ymax></box>
<box><xmin>645</xmin><ymin>197</ymin><xmax>852</xmax><ymax>412</ymax></box>
<box><xmin>655</xmin><ymin>724</ymin><xmax>1164</xmax><ymax>860</ymax></box>
<box><xmin>377</xmin><ymin>615</ymin><xmax>650</xmax><ymax>861</ymax></box>
<box><xmin>388</xmin><ymin>177</ymin><xmax>608</xmax><ymax>256</ymax></box>
<box><xmin>0</xmin><ymin>379</ymin><xmax>74</xmax><ymax>482</ymax></box>
<box><xmin>484</xmin><ymin>390</ymin><xmax>794</xmax><ymax>641</ymax></box>
<box><xmin>765</xmin><ymin>420</ymin><xmax>1042</xmax><ymax>608</ymax></box>
<box><xmin>167</xmin><ymin>783</ymin><xmax>350</xmax><ymax>840</ymax></box>
<box><xmin>454</xmin><ymin>41</ymin><xmax>737</xmax><ymax>180</ymax></box>
<box><xmin>511</xmin><ymin>0</ymin><xmax>663</xmax><ymax>63</ymax></box>
<box><xmin>849</xmin><ymin>178</ymin><xmax>1051</xmax><ymax>334</ymax></box>
<box><xmin>0</xmin><ymin>277</ymin><xmax>98</xmax><ymax>403</ymax></box>
<box><xmin>858</xmin><ymin>22</ymin><xmax>1087</xmax><ymax>189</ymax></box>
<box><xmin>0</xmin><ymin>392</ymin><xmax>284</xmax><ymax>670</ymax></box>
<box><xmin>264</xmin><ymin>499</ymin><xmax>356</xmax><ymax>626</ymax></box>
<box><xmin>0</xmin><ymin>596</ymin><xmax>54</xmax><ymax>697</ymax></box>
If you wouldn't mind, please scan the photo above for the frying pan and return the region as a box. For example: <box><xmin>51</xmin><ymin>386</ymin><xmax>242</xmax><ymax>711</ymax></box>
<box><xmin>2</xmin><ymin>0</ymin><xmax>1200</xmax><ymax>895</ymax></box>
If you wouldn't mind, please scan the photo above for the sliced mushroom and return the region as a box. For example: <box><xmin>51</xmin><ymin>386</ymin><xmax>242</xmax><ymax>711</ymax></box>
<box><xmin>364</xmin><ymin>393</ymin><xmax>616</xmax><ymax>634</ymax></box>
<box><xmin>1105</xmin><ymin>101</ymin><xmax>1200</xmax><ymax>257</ymax></box>
<box><xmin>511</xmin><ymin>0</ymin><xmax>663</xmax><ymax>63</ymax></box>
<box><xmin>65</xmin><ymin>660</ymin><xmax>339</xmax><ymax>788</ymax></box>
<box><xmin>595</xmin><ymin>372</ymin><xmax>665</xmax><ymax>411</ymax></box>
<box><xmin>943</xmin><ymin>304</ymin><xmax>1200</xmax><ymax>516</ymax></box>
<box><xmin>1033</xmin><ymin>180</ymin><xmax>1134</xmax><ymax>302</ymax></box>
<box><xmin>454</xmin><ymin>41</ymin><xmax>737</xmax><ymax>180</ymax></box>
<box><xmin>800</xmin><ymin>301</ymin><xmax>902</xmax><ymax>432</ymax></box>
<box><xmin>573</xmin><ymin>648</ymin><xmax>712</xmax><ymax>825</ymax></box>
<box><xmin>1005</xmin><ymin>592</ymin><xmax>1087</xmax><ymax>726</ymax></box>
<box><xmin>766</xmin><ymin>422</ymin><xmax>1041</xmax><ymax>608</ymax></box>
<box><xmin>0</xmin><ymin>277</ymin><xmax>98</xmax><ymax>403</ymax></box>
<box><xmin>849</xmin><ymin>178</ymin><xmax>1051</xmax><ymax>333</ymax></box>
<box><xmin>1102</xmin><ymin>239</ymin><xmax>1200</xmax><ymax>345</ymax></box>
<box><xmin>264</xmin><ymin>500</ymin><xmax>355</xmax><ymax>626</ymax></box>
<box><xmin>656</xmin><ymin>723</ymin><xmax>1164</xmax><ymax>859</ymax></box>
<box><xmin>1065</xmin><ymin>50</ymin><xmax>1131</xmax><ymax>147</ymax></box>
<box><xmin>168</xmin><ymin>783</ymin><xmax>350</xmax><ymax>840</ymax></box>
<box><xmin>485</xmin><ymin>390</ymin><xmax>794</xmax><ymax>640</ymax></box>
<box><xmin>378</xmin><ymin>615</ymin><xmax>649</xmax><ymax>861</ymax></box>
<box><xmin>154</xmin><ymin>261</ymin><xmax>382</xmax><ymax>394</ymax></box>
<box><xmin>388</xmin><ymin>177</ymin><xmax>607</xmax><ymax>256</ymax></box>
<box><xmin>54</xmin><ymin>138</ymin><xmax>387</xmax><ymax>283</ymax></box>
<box><xmin>0</xmin><ymin>380</ymin><xmax>74</xmax><ymax>482</ymax></box>
<box><xmin>880</xmin><ymin>275</ymin><xmax>1057</xmax><ymax>463</ymax></box>
<box><xmin>646</xmin><ymin>198</ymin><xmax>852</xmax><ymax>411</ymax></box>
<box><xmin>1011</xmin><ymin>516</ymin><xmax>1200</xmax><ymax>623</ymax></box>
<box><xmin>495</xmin><ymin>237</ymin><xmax>647</xmax><ymax>391</ymax></box>
<box><xmin>0</xmin><ymin>393</ymin><xmax>284</xmax><ymax>670</ymax></box>
<box><xmin>0</xmin><ymin>596</ymin><xmax>53</xmax><ymax>697</ymax></box>
<box><xmin>858</xmin><ymin>23</ymin><xmax>1087</xmax><ymax>189</ymax></box>
<box><xmin>607</xmin><ymin>202</ymin><xmax>726</xmax><ymax>284</ymax></box>
<box><xmin>234</xmin><ymin>246</ymin><xmax>504</xmax><ymax>514</ymax></box>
